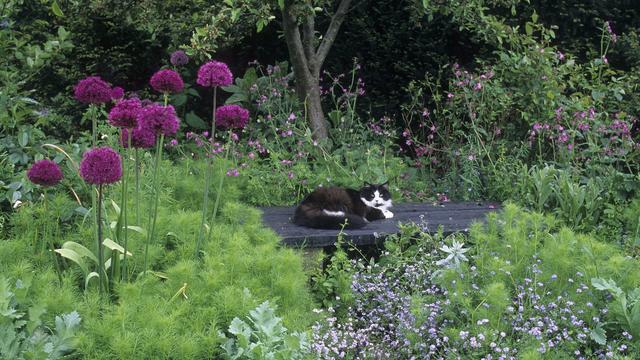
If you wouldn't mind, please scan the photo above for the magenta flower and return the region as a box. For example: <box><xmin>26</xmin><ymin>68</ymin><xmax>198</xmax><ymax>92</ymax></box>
<box><xmin>215</xmin><ymin>104</ymin><xmax>249</xmax><ymax>129</ymax></box>
<box><xmin>149</xmin><ymin>69</ymin><xmax>184</xmax><ymax>94</ymax></box>
<box><xmin>108</xmin><ymin>98</ymin><xmax>141</xmax><ymax>128</ymax></box>
<box><xmin>120</xmin><ymin>127</ymin><xmax>156</xmax><ymax>149</ymax></box>
<box><xmin>79</xmin><ymin>147</ymin><xmax>122</xmax><ymax>185</ymax></box>
<box><xmin>27</xmin><ymin>159</ymin><xmax>63</xmax><ymax>187</ymax></box>
<box><xmin>111</xmin><ymin>86</ymin><xmax>125</xmax><ymax>100</ymax></box>
<box><xmin>197</xmin><ymin>61</ymin><xmax>233</xmax><ymax>87</ymax></box>
<box><xmin>137</xmin><ymin>103</ymin><xmax>180</xmax><ymax>136</ymax></box>
<box><xmin>170</xmin><ymin>50</ymin><xmax>189</xmax><ymax>66</ymax></box>
<box><xmin>74</xmin><ymin>76</ymin><xmax>112</xmax><ymax>104</ymax></box>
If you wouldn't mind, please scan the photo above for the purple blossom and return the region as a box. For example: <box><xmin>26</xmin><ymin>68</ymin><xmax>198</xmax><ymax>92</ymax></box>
<box><xmin>150</xmin><ymin>69</ymin><xmax>184</xmax><ymax>94</ymax></box>
<box><xmin>137</xmin><ymin>103</ymin><xmax>180</xmax><ymax>136</ymax></box>
<box><xmin>226</xmin><ymin>168</ymin><xmax>239</xmax><ymax>177</ymax></box>
<box><xmin>120</xmin><ymin>127</ymin><xmax>156</xmax><ymax>149</ymax></box>
<box><xmin>170</xmin><ymin>50</ymin><xmax>189</xmax><ymax>66</ymax></box>
<box><xmin>79</xmin><ymin>147</ymin><xmax>122</xmax><ymax>185</ymax></box>
<box><xmin>108</xmin><ymin>98</ymin><xmax>141</xmax><ymax>128</ymax></box>
<box><xmin>215</xmin><ymin>104</ymin><xmax>249</xmax><ymax>129</ymax></box>
<box><xmin>111</xmin><ymin>86</ymin><xmax>125</xmax><ymax>100</ymax></box>
<box><xmin>27</xmin><ymin>159</ymin><xmax>63</xmax><ymax>187</ymax></box>
<box><xmin>74</xmin><ymin>76</ymin><xmax>112</xmax><ymax>104</ymax></box>
<box><xmin>197</xmin><ymin>60</ymin><xmax>233</xmax><ymax>88</ymax></box>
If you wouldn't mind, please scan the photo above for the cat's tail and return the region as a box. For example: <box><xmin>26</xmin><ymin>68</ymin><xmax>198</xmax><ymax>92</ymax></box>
<box><xmin>292</xmin><ymin>206</ymin><xmax>367</xmax><ymax>229</ymax></box>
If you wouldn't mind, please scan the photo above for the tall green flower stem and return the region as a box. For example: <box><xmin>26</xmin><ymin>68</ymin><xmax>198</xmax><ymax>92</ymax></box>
<box><xmin>89</xmin><ymin>104</ymin><xmax>100</xmax><ymax>278</ymax></box>
<box><xmin>118</xmin><ymin>131</ymin><xmax>132</xmax><ymax>281</ymax></box>
<box><xmin>135</xmin><ymin>148</ymin><xmax>140</xmax><ymax>225</ymax></box>
<box><xmin>43</xmin><ymin>188</ymin><xmax>63</xmax><ymax>285</ymax></box>
<box><xmin>96</xmin><ymin>183</ymin><xmax>106</xmax><ymax>294</ymax></box>
<box><xmin>143</xmin><ymin>134</ymin><xmax>165</xmax><ymax>274</ymax></box>
<box><xmin>195</xmin><ymin>87</ymin><xmax>217</xmax><ymax>257</ymax></box>
<box><xmin>206</xmin><ymin>130</ymin><xmax>233</xmax><ymax>246</ymax></box>
<box><xmin>143</xmin><ymin>94</ymin><xmax>170</xmax><ymax>273</ymax></box>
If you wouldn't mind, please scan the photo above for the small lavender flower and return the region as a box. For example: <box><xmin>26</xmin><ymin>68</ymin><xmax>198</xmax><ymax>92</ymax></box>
<box><xmin>215</xmin><ymin>104</ymin><xmax>250</xmax><ymax>129</ymax></box>
<box><xmin>79</xmin><ymin>147</ymin><xmax>122</xmax><ymax>185</ymax></box>
<box><xmin>197</xmin><ymin>60</ymin><xmax>233</xmax><ymax>87</ymax></box>
<box><xmin>27</xmin><ymin>159</ymin><xmax>63</xmax><ymax>187</ymax></box>
<box><xmin>74</xmin><ymin>76</ymin><xmax>112</xmax><ymax>104</ymax></box>
<box><xmin>150</xmin><ymin>69</ymin><xmax>184</xmax><ymax>94</ymax></box>
<box><xmin>137</xmin><ymin>103</ymin><xmax>180</xmax><ymax>136</ymax></box>
<box><xmin>108</xmin><ymin>98</ymin><xmax>141</xmax><ymax>128</ymax></box>
<box><xmin>170</xmin><ymin>50</ymin><xmax>189</xmax><ymax>66</ymax></box>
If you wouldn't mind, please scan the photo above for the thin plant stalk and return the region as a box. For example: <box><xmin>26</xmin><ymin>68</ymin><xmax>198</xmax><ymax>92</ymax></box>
<box><xmin>195</xmin><ymin>87</ymin><xmax>217</xmax><ymax>257</ymax></box>
<box><xmin>143</xmin><ymin>134</ymin><xmax>165</xmax><ymax>274</ymax></box>
<box><xmin>206</xmin><ymin>130</ymin><xmax>232</xmax><ymax>245</ymax></box>
<box><xmin>121</xmin><ymin>131</ymin><xmax>131</xmax><ymax>281</ymax></box>
<box><xmin>43</xmin><ymin>188</ymin><xmax>63</xmax><ymax>284</ymax></box>
<box><xmin>135</xmin><ymin>147</ymin><xmax>140</xmax><ymax>225</ymax></box>
<box><xmin>96</xmin><ymin>183</ymin><xmax>105</xmax><ymax>295</ymax></box>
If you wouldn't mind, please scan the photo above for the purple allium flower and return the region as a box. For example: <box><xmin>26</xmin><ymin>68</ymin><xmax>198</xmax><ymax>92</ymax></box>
<box><xmin>170</xmin><ymin>50</ymin><xmax>189</xmax><ymax>66</ymax></box>
<box><xmin>137</xmin><ymin>103</ymin><xmax>180</xmax><ymax>136</ymax></box>
<box><xmin>74</xmin><ymin>76</ymin><xmax>112</xmax><ymax>104</ymax></box>
<box><xmin>150</xmin><ymin>69</ymin><xmax>184</xmax><ymax>94</ymax></box>
<box><xmin>111</xmin><ymin>86</ymin><xmax>125</xmax><ymax>100</ymax></box>
<box><xmin>79</xmin><ymin>147</ymin><xmax>122</xmax><ymax>185</ymax></box>
<box><xmin>27</xmin><ymin>159</ymin><xmax>63</xmax><ymax>187</ymax></box>
<box><xmin>108</xmin><ymin>98</ymin><xmax>141</xmax><ymax>128</ymax></box>
<box><xmin>215</xmin><ymin>104</ymin><xmax>249</xmax><ymax>129</ymax></box>
<box><xmin>197</xmin><ymin>61</ymin><xmax>233</xmax><ymax>87</ymax></box>
<box><xmin>120</xmin><ymin>127</ymin><xmax>156</xmax><ymax>149</ymax></box>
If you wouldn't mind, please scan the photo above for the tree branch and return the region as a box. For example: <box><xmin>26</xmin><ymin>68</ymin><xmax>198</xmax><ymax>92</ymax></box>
<box><xmin>302</xmin><ymin>14</ymin><xmax>316</xmax><ymax>73</ymax></box>
<box><xmin>315</xmin><ymin>0</ymin><xmax>353</xmax><ymax>69</ymax></box>
<box><xmin>282</xmin><ymin>0</ymin><xmax>311</xmax><ymax>79</ymax></box>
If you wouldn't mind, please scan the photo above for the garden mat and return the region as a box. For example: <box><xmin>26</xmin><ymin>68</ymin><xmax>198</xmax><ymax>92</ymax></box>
<box><xmin>260</xmin><ymin>202</ymin><xmax>500</xmax><ymax>248</ymax></box>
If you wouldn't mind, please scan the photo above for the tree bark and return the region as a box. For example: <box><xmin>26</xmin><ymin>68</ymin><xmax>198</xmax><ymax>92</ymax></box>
<box><xmin>281</xmin><ymin>0</ymin><xmax>352</xmax><ymax>140</ymax></box>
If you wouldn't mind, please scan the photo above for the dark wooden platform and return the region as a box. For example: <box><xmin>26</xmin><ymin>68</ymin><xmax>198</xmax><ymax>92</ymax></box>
<box><xmin>260</xmin><ymin>202</ymin><xmax>499</xmax><ymax>248</ymax></box>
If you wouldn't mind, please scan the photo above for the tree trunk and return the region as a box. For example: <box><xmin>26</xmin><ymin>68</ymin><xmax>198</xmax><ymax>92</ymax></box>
<box><xmin>281</xmin><ymin>0</ymin><xmax>352</xmax><ymax>140</ymax></box>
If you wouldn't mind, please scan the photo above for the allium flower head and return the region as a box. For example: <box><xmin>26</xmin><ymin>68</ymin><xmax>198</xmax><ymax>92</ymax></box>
<box><xmin>197</xmin><ymin>61</ymin><xmax>233</xmax><ymax>87</ymax></box>
<box><xmin>120</xmin><ymin>127</ymin><xmax>156</xmax><ymax>149</ymax></box>
<box><xmin>149</xmin><ymin>69</ymin><xmax>184</xmax><ymax>94</ymax></box>
<box><xmin>108</xmin><ymin>98</ymin><xmax>141</xmax><ymax>128</ymax></box>
<box><xmin>111</xmin><ymin>86</ymin><xmax>125</xmax><ymax>100</ymax></box>
<box><xmin>170</xmin><ymin>50</ymin><xmax>189</xmax><ymax>66</ymax></box>
<box><xmin>74</xmin><ymin>76</ymin><xmax>112</xmax><ymax>104</ymax></box>
<box><xmin>215</xmin><ymin>104</ymin><xmax>249</xmax><ymax>129</ymax></box>
<box><xmin>79</xmin><ymin>147</ymin><xmax>122</xmax><ymax>185</ymax></box>
<box><xmin>137</xmin><ymin>103</ymin><xmax>180</xmax><ymax>136</ymax></box>
<box><xmin>27</xmin><ymin>159</ymin><xmax>63</xmax><ymax>187</ymax></box>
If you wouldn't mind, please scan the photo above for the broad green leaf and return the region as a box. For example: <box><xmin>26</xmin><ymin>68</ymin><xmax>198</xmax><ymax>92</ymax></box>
<box><xmin>126</xmin><ymin>225</ymin><xmax>146</xmax><ymax>236</ymax></box>
<box><xmin>590</xmin><ymin>323</ymin><xmax>606</xmax><ymax>345</ymax></box>
<box><xmin>278</xmin><ymin>0</ymin><xmax>284</xmax><ymax>9</ymax></box>
<box><xmin>51</xmin><ymin>0</ymin><xmax>64</xmax><ymax>17</ymax></box>
<box><xmin>55</xmin><ymin>249</ymin><xmax>89</xmax><ymax>274</ymax></box>
<box><xmin>85</xmin><ymin>272</ymin><xmax>99</xmax><ymax>289</ymax></box>
<box><xmin>525</xmin><ymin>23</ymin><xmax>533</xmax><ymax>36</ymax></box>
<box><xmin>62</xmin><ymin>241</ymin><xmax>98</xmax><ymax>264</ymax></box>
<box><xmin>103</xmin><ymin>238</ymin><xmax>132</xmax><ymax>256</ymax></box>
<box><xmin>186</xmin><ymin>111</ymin><xmax>208</xmax><ymax>129</ymax></box>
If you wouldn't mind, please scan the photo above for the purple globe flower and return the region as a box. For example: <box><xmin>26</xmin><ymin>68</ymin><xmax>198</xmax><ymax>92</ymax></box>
<box><xmin>197</xmin><ymin>61</ymin><xmax>233</xmax><ymax>88</ymax></box>
<box><xmin>108</xmin><ymin>98</ymin><xmax>141</xmax><ymax>128</ymax></box>
<box><xmin>111</xmin><ymin>86</ymin><xmax>125</xmax><ymax>100</ymax></box>
<box><xmin>150</xmin><ymin>69</ymin><xmax>184</xmax><ymax>94</ymax></box>
<box><xmin>74</xmin><ymin>76</ymin><xmax>112</xmax><ymax>104</ymax></box>
<box><xmin>27</xmin><ymin>159</ymin><xmax>63</xmax><ymax>187</ymax></box>
<box><xmin>120</xmin><ymin>127</ymin><xmax>156</xmax><ymax>149</ymax></box>
<box><xmin>215</xmin><ymin>104</ymin><xmax>250</xmax><ymax>129</ymax></box>
<box><xmin>79</xmin><ymin>147</ymin><xmax>122</xmax><ymax>185</ymax></box>
<box><xmin>170</xmin><ymin>50</ymin><xmax>189</xmax><ymax>66</ymax></box>
<box><xmin>137</xmin><ymin>103</ymin><xmax>180</xmax><ymax>136</ymax></box>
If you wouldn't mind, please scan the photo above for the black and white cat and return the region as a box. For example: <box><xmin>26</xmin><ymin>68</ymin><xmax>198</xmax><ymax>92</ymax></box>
<box><xmin>292</xmin><ymin>182</ymin><xmax>393</xmax><ymax>229</ymax></box>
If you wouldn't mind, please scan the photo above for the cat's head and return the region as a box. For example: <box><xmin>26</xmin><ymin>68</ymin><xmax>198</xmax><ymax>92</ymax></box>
<box><xmin>360</xmin><ymin>182</ymin><xmax>392</xmax><ymax>209</ymax></box>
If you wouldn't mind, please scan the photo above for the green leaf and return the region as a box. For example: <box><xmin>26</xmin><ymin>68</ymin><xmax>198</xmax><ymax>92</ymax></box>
<box><xmin>590</xmin><ymin>323</ymin><xmax>606</xmax><ymax>345</ymax></box>
<box><xmin>278</xmin><ymin>0</ymin><xmax>284</xmax><ymax>10</ymax></box>
<box><xmin>531</xmin><ymin>11</ymin><xmax>538</xmax><ymax>23</ymax></box>
<box><xmin>62</xmin><ymin>241</ymin><xmax>98</xmax><ymax>264</ymax></box>
<box><xmin>103</xmin><ymin>238</ymin><xmax>132</xmax><ymax>256</ymax></box>
<box><xmin>185</xmin><ymin>111</ymin><xmax>208</xmax><ymax>130</ymax></box>
<box><xmin>55</xmin><ymin>249</ymin><xmax>89</xmax><ymax>275</ymax></box>
<box><xmin>525</xmin><ymin>23</ymin><xmax>533</xmax><ymax>36</ymax></box>
<box><xmin>51</xmin><ymin>0</ymin><xmax>64</xmax><ymax>17</ymax></box>
<box><xmin>85</xmin><ymin>272</ymin><xmax>99</xmax><ymax>289</ymax></box>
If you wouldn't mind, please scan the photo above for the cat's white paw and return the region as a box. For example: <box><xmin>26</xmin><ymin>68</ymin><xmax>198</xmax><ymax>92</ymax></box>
<box><xmin>383</xmin><ymin>210</ymin><xmax>394</xmax><ymax>219</ymax></box>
